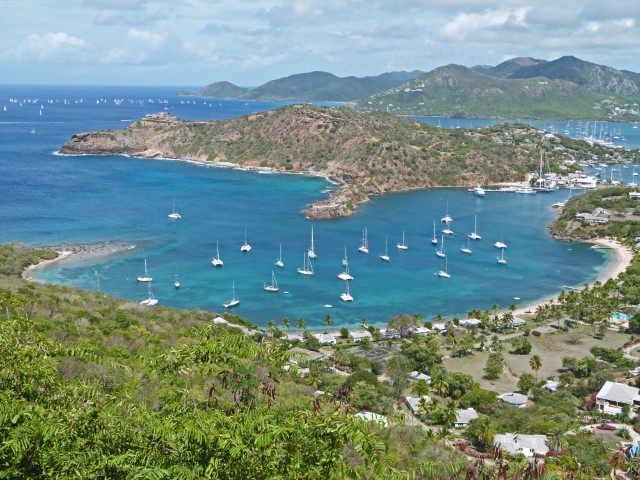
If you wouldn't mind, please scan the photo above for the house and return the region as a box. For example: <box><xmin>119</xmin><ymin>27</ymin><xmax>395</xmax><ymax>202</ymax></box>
<box><xmin>459</xmin><ymin>318</ymin><xmax>482</xmax><ymax>328</ymax></box>
<box><xmin>506</xmin><ymin>317</ymin><xmax>526</xmax><ymax>329</ymax></box>
<box><xmin>595</xmin><ymin>381</ymin><xmax>640</xmax><ymax>414</ymax></box>
<box><xmin>354</xmin><ymin>411</ymin><xmax>388</xmax><ymax>427</ymax></box>
<box><xmin>380</xmin><ymin>328</ymin><xmax>401</xmax><ymax>340</ymax></box>
<box><xmin>314</xmin><ymin>333</ymin><xmax>337</xmax><ymax>345</ymax></box>
<box><xmin>454</xmin><ymin>408</ymin><xmax>479</xmax><ymax>427</ymax></box>
<box><xmin>286</xmin><ymin>333</ymin><xmax>304</xmax><ymax>342</ymax></box>
<box><xmin>494</xmin><ymin>433</ymin><xmax>549</xmax><ymax>457</ymax></box>
<box><xmin>411</xmin><ymin>326</ymin><xmax>432</xmax><ymax>336</ymax></box>
<box><xmin>432</xmin><ymin>323</ymin><xmax>447</xmax><ymax>333</ymax></box>
<box><xmin>629</xmin><ymin>191</ymin><xmax>640</xmax><ymax>201</ymax></box>
<box><xmin>289</xmin><ymin>347</ymin><xmax>324</xmax><ymax>364</ymax></box>
<box><xmin>545</xmin><ymin>380</ymin><xmax>559</xmax><ymax>392</ymax></box>
<box><xmin>349</xmin><ymin>330</ymin><xmax>372</xmax><ymax>342</ymax></box>
<box><xmin>409</xmin><ymin>371</ymin><xmax>432</xmax><ymax>384</ymax></box>
<box><xmin>405</xmin><ymin>396</ymin><xmax>431</xmax><ymax>415</ymax></box>
<box><xmin>498</xmin><ymin>392</ymin><xmax>528</xmax><ymax>408</ymax></box>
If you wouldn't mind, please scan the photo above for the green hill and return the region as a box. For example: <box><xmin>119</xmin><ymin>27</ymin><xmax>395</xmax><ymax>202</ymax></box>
<box><xmin>178</xmin><ymin>81</ymin><xmax>249</xmax><ymax>98</ymax></box>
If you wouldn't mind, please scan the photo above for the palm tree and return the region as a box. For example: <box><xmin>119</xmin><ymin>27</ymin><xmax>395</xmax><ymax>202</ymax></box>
<box><xmin>411</xmin><ymin>379</ymin><xmax>430</xmax><ymax>397</ymax></box>
<box><xmin>267</xmin><ymin>319</ymin><xmax>276</xmax><ymax>336</ymax></box>
<box><xmin>324</xmin><ymin>314</ymin><xmax>333</xmax><ymax>327</ymax></box>
<box><xmin>360</xmin><ymin>318</ymin><xmax>367</xmax><ymax>329</ymax></box>
<box><xmin>529</xmin><ymin>354</ymin><xmax>542</xmax><ymax>380</ymax></box>
<box><xmin>547</xmin><ymin>427</ymin><xmax>568</xmax><ymax>454</ymax></box>
<box><xmin>281</xmin><ymin>317</ymin><xmax>291</xmax><ymax>331</ymax></box>
<box><xmin>296</xmin><ymin>317</ymin><xmax>307</xmax><ymax>330</ymax></box>
<box><xmin>432</xmin><ymin>377</ymin><xmax>449</xmax><ymax>398</ymax></box>
<box><xmin>442</xmin><ymin>400</ymin><xmax>459</xmax><ymax>426</ymax></box>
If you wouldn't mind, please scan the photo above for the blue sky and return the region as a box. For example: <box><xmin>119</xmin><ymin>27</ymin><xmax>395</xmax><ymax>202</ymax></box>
<box><xmin>1</xmin><ymin>0</ymin><xmax>639</xmax><ymax>86</ymax></box>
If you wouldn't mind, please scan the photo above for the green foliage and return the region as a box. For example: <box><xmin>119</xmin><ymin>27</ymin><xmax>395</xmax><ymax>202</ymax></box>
<box><xmin>517</xmin><ymin>372</ymin><xmax>535</xmax><ymax>395</ymax></box>
<box><xmin>0</xmin><ymin>243</ymin><xmax>58</xmax><ymax>277</ymax></box>
<box><xmin>460</xmin><ymin>388</ymin><xmax>499</xmax><ymax>412</ymax></box>
<box><xmin>400</xmin><ymin>336</ymin><xmax>443</xmax><ymax>373</ymax></box>
<box><xmin>483</xmin><ymin>352</ymin><xmax>503</xmax><ymax>380</ymax></box>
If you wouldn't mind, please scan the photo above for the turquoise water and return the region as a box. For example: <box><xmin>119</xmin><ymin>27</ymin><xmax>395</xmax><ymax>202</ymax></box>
<box><xmin>0</xmin><ymin>85</ymin><xmax>618</xmax><ymax>328</ymax></box>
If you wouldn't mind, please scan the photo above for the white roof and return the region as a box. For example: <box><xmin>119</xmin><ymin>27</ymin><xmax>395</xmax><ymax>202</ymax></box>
<box><xmin>412</xmin><ymin>326</ymin><xmax>432</xmax><ymax>335</ymax></box>
<box><xmin>314</xmin><ymin>333</ymin><xmax>337</xmax><ymax>344</ymax></box>
<box><xmin>460</xmin><ymin>318</ymin><xmax>481</xmax><ymax>327</ymax></box>
<box><xmin>409</xmin><ymin>371</ymin><xmax>432</xmax><ymax>383</ymax></box>
<box><xmin>596</xmin><ymin>381</ymin><xmax>640</xmax><ymax>405</ymax></box>
<box><xmin>499</xmin><ymin>392</ymin><xmax>528</xmax><ymax>406</ymax></box>
<box><xmin>455</xmin><ymin>408</ymin><xmax>479</xmax><ymax>425</ymax></box>
<box><xmin>405</xmin><ymin>396</ymin><xmax>431</xmax><ymax>414</ymax></box>
<box><xmin>432</xmin><ymin>322</ymin><xmax>447</xmax><ymax>331</ymax></box>
<box><xmin>494</xmin><ymin>433</ymin><xmax>548</xmax><ymax>455</ymax></box>
<box><xmin>354</xmin><ymin>411</ymin><xmax>388</xmax><ymax>426</ymax></box>
<box><xmin>349</xmin><ymin>330</ymin><xmax>372</xmax><ymax>339</ymax></box>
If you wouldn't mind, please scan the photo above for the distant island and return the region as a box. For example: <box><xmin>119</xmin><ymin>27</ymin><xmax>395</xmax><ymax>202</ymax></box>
<box><xmin>60</xmin><ymin>107</ymin><xmax>621</xmax><ymax>219</ymax></box>
<box><xmin>181</xmin><ymin>56</ymin><xmax>640</xmax><ymax>120</ymax></box>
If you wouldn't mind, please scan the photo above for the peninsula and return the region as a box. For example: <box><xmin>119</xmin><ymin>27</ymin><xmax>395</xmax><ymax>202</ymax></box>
<box><xmin>60</xmin><ymin>106</ymin><xmax>605</xmax><ymax>219</ymax></box>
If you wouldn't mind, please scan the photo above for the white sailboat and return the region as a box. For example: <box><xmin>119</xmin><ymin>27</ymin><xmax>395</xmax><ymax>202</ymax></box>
<box><xmin>441</xmin><ymin>202</ymin><xmax>452</xmax><ymax>223</ymax></box>
<box><xmin>137</xmin><ymin>258</ymin><xmax>152</xmax><ymax>282</ymax></box>
<box><xmin>396</xmin><ymin>230</ymin><xmax>408</xmax><ymax>250</ymax></box>
<box><xmin>223</xmin><ymin>281</ymin><xmax>240</xmax><ymax>308</ymax></box>
<box><xmin>437</xmin><ymin>257</ymin><xmax>451</xmax><ymax>278</ymax></box>
<box><xmin>308</xmin><ymin>225</ymin><xmax>317</xmax><ymax>259</ymax></box>
<box><xmin>431</xmin><ymin>220</ymin><xmax>438</xmax><ymax>245</ymax></box>
<box><xmin>380</xmin><ymin>236</ymin><xmax>390</xmax><ymax>262</ymax></box>
<box><xmin>358</xmin><ymin>227</ymin><xmax>369</xmax><ymax>254</ymax></box>
<box><xmin>340</xmin><ymin>279</ymin><xmax>353</xmax><ymax>302</ymax></box>
<box><xmin>297</xmin><ymin>252</ymin><xmax>314</xmax><ymax>275</ymax></box>
<box><xmin>264</xmin><ymin>271</ymin><xmax>279</xmax><ymax>292</ymax></box>
<box><xmin>140</xmin><ymin>282</ymin><xmax>158</xmax><ymax>305</ymax></box>
<box><xmin>275</xmin><ymin>243</ymin><xmax>284</xmax><ymax>268</ymax></box>
<box><xmin>436</xmin><ymin>235</ymin><xmax>446</xmax><ymax>258</ymax></box>
<box><xmin>174</xmin><ymin>274</ymin><xmax>180</xmax><ymax>289</ymax></box>
<box><xmin>168</xmin><ymin>199</ymin><xmax>181</xmax><ymax>219</ymax></box>
<box><xmin>442</xmin><ymin>224</ymin><xmax>453</xmax><ymax>235</ymax></box>
<box><xmin>338</xmin><ymin>246</ymin><xmax>354</xmax><ymax>280</ymax></box>
<box><xmin>240</xmin><ymin>228</ymin><xmax>251</xmax><ymax>252</ymax></box>
<box><xmin>461</xmin><ymin>239</ymin><xmax>472</xmax><ymax>254</ymax></box>
<box><xmin>497</xmin><ymin>247</ymin><xmax>507</xmax><ymax>265</ymax></box>
<box><xmin>472</xmin><ymin>185</ymin><xmax>485</xmax><ymax>197</ymax></box>
<box><xmin>468</xmin><ymin>215</ymin><xmax>481</xmax><ymax>240</ymax></box>
<box><xmin>212</xmin><ymin>240</ymin><xmax>224</xmax><ymax>267</ymax></box>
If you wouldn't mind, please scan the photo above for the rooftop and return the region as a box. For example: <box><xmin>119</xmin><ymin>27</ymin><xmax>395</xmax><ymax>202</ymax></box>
<box><xmin>596</xmin><ymin>381</ymin><xmax>640</xmax><ymax>405</ymax></box>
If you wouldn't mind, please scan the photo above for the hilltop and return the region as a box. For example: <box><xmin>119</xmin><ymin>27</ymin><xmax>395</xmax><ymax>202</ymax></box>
<box><xmin>60</xmin><ymin>107</ymin><xmax>616</xmax><ymax>219</ymax></box>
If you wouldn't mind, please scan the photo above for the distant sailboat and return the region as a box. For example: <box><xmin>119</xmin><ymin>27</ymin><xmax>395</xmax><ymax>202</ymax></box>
<box><xmin>468</xmin><ymin>215</ymin><xmax>481</xmax><ymax>240</ymax></box>
<box><xmin>308</xmin><ymin>225</ymin><xmax>317</xmax><ymax>259</ymax></box>
<box><xmin>437</xmin><ymin>257</ymin><xmax>451</xmax><ymax>278</ymax></box>
<box><xmin>275</xmin><ymin>243</ymin><xmax>284</xmax><ymax>268</ymax></box>
<box><xmin>380</xmin><ymin>236</ymin><xmax>390</xmax><ymax>262</ymax></box>
<box><xmin>358</xmin><ymin>228</ymin><xmax>369</xmax><ymax>254</ymax></box>
<box><xmin>223</xmin><ymin>281</ymin><xmax>240</xmax><ymax>308</ymax></box>
<box><xmin>441</xmin><ymin>202</ymin><xmax>452</xmax><ymax>223</ymax></box>
<box><xmin>461</xmin><ymin>239</ymin><xmax>472</xmax><ymax>254</ymax></box>
<box><xmin>497</xmin><ymin>247</ymin><xmax>507</xmax><ymax>265</ymax></box>
<box><xmin>436</xmin><ymin>235</ymin><xmax>446</xmax><ymax>258</ymax></box>
<box><xmin>431</xmin><ymin>220</ymin><xmax>438</xmax><ymax>245</ymax></box>
<box><xmin>338</xmin><ymin>246</ymin><xmax>354</xmax><ymax>281</ymax></box>
<box><xmin>136</xmin><ymin>258</ymin><xmax>152</xmax><ymax>282</ymax></box>
<box><xmin>297</xmin><ymin>252</ymin><xmax>314</xmax><ymax>275</ymax></box>
<box><xmin>168</xmin><ymin>199</ymin><xmax>181</xmax><ymax>219</ymax></box>
<box><xmin>212</xmin><ymin>241</ymin><xmax>224</xmax><ymax>267</ymax></box>
<box><xmin>140</xmin><ymin>282</ymin><xmax>158</xmax><ymax>305</ymax></box>
<box><xmin>396</xmin><ymin>230</ymin><xmax>408</xmax><ymax>250</ymax></box>
<box><xmin>240</xmin><ymin>228</ymin><xmax>251</xmax><ymax>252</ymax></box>
<box><xmin>174</xmin><ymin>274</ymin><xmax>180</xmax><ymax>288</ymax></box>
<box><xmin>264</xmin><ymin>271</ymin><xmax>279</xmax><ymax>292</ymax></box>
<box><xmin>340</xmin><ymin>279</ymin><xmax>353</xmax><ymax>302</ymax></box>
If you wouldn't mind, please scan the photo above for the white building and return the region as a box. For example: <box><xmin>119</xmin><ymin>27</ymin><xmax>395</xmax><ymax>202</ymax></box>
<box><xmin>349</xmin><ymin>330</ymin><xmax>372</xmax><ymax>342</ymax></box>
<box><xmin>405</xmin><ymin>396</ymin><xmax>431</xmax><ymax>415</ymax></box>
<box><xmin>354</xmin><ymin>411</ymin><xmax>388</xmax><ymax>427</ymax></box>
<box><xmin>411</xmin><ymin>326</ymin><xmax>432</xmax><ymax>336</ymax></box>
<box><xmin>498</xmin><ymin>392</ymin><xmax>528</xmax><ymax>408</ymax></box>
<box><xmin>454</xmin><ymin>408</ymin><xmax>479</xmax><ymax>427</ymax></box>
<box><xmin>494</xmin><ymin>433</ymin><xmax>549</xmax><ymax>457</ymax></box>
<box><xmin>314</xmin><ymin>333</ymin><xmax>337</xmax><ymax>345</ymax></box>
<box><xmin>595</xmin><ymin>381</ymin><xmax>640</xmax><ymax>415</ymax></box>
<box><xmin>409</xmin><ymin>371</ymin><xmax>432</xmax><ymax>384</ymax></box>
<box><xmin>460</xmin><ymin>318</ymin><xmax>482</xmax><ymax>328</ymax></box>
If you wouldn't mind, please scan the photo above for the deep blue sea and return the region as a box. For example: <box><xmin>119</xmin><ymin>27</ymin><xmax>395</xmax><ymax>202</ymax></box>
<box><xmin>2</xmin><ymin>85</ymin><xmax>636</xmax><ymax>329</ymax></box>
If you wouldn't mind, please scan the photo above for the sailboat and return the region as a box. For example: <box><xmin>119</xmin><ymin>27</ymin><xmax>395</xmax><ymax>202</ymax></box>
<box><xmin>240</xmin><ymin>228</ymin><xmax>251</xmax><ymax>252</ymax></box>
<box><xmin>441</xmin><ymin>202</ymin><xmax>452</xmax><ymax>223</ymax></box>
<box><xmin>442</xmin><ymin>223</ymin><xmax>453</xmax><ymax>235</ymax></box>
<box><xmin>308</xmin><ymin>225</ymin><xmax>317</xmax><ymax>259</ymax></box>
<box><xmin>437</xmin><ymin>257</ymin><xmax>451</xmax><ymax>278</ymax></box>
<box><xmin>431</xmin><ymin>220</ymin><xmax>438</xmax><ymax>245</ymax></box>
<box><xmin>379</xmin><ymin>236</ymin><xmax>390</xmax><ymax>262</ymax></box>
<box><xmin>264</xmin><ymin>271</ymin><xmax>279</xmax><ymax>292</ymax></box>
<box><xmin>275</xmin><ymin>243</ymin><xmax>284</xmax><ymax>268</ymax></box>
<box><xmin>136</xmin><ymin>258</ymin><xmax>152</xmax><ymax>282</ymax></box>
<box><xmin>436</xmin><ymin>235</ymin><xmax>446</xmax><ymax>258</ymax></box>
<box><xmin>168</xmin><ymin>199</ymin><xmax>181</xmax><ymax>219</ymax></box>
<box><xmin>140</xmin><ymin>282</ymin><xmax>158</xmax><ymax>305</ymax></box>
<box><xmin>223</xmin><ymin>281</ymin><xmax>240</xmax><ymax>308</ymax></box>
<box><xmin>468</xmin><ymin>215</ymin><xmax>481</xmax><ymax>240</ymax></box>
<box><xmin>461</xmin><ymin>239</ymin><xmax>472</xmax><ymax>254</ymax></box>
<box><xmin>174</xmin><ymin>274</ymin><xmax>180</xmax><ymax>289</ymax></box>
<box><xmin>212</xmin><ymin>241</ymin><xmax>224</xmax><ymax>267</ymax></box>
<box><xmin>358</xmin><ymin>228</ymin><xmax>369</xmax><ymax>254</ymax></box>
<box><xmin>396</xmin><ymin>230</ymin><xmax>408</xmax><ymax>250</ymax></box>
<box><xmin>553</xmin><ymin>188</ymin><xmax>573</xmax><ymax>208</ymax></box>
<box><xmin>338</xmin><ymin>247</ymin><xmax>354</xmax><ymax>280</ymax></box>
<box><xmin>497</xmin><ymin>247</ymin><xmax>507</xmax><ymax>265</ymax></box>
<box><xmin>297</xmin><ymin>252</ymin><xmax>314</xmax><ymax>275</ymax></box>
<box><xmin>340</xmin><ymin>279</ymin><xmax>353</xmax><ymax>302</ymax></box>
<box><xmin>494</xmin><ymin>227</ymin><xmax>507</xmax><ymax>249</ymax></box>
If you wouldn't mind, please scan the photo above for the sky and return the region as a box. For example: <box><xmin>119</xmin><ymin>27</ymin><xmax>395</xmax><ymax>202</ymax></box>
<box><xmin>1</xmin><ymin>0</ymin><xmax>639</xmax><ymax>87</ymax></box>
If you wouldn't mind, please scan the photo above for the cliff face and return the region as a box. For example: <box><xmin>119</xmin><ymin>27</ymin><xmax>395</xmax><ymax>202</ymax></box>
<box><xmin>61</xmin><ymin>107</ymin><xmax>557</xmax><ymax>218</ymax></box>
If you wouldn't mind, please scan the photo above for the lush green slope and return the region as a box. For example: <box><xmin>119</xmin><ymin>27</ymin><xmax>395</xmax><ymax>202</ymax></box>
<box><xmin>178</xmin><ymin>81</ymin><xmax>249</xmax><ymax>98</ymax></box>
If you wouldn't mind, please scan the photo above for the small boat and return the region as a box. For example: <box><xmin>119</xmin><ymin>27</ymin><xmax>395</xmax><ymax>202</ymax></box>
<box><xmin>497</xmin><ymin>247</ymin><xmax>507</xmax><ymax>265</ymax></box>
<box><xmin>340</xmin><ymin>279</ymin><xmax>353</xmax><ymax>302</ymax></box>
<box><xmin>136</xmin><ymin>258</ymin><xmax>153</xmax><ymax>282</ymax></box>
<box><xmin>563</xmin><ymin>285</ymin><xmax>581</xmax><ymax>291</ymax></box>
<box><xmin>397</xmin><ymin>230</ymin><xmax>408</xmax><ymax>250</ymax></box>
<box><xmin>472</xmin><ymin>185</ymin><xmax>485</xmax><ymax>197</ymax></box>
<box><xmin>212</xmin><ymin>240</ymin><xmax>224</xmax><ymax>267</ymax></box>
<box><xmin>297</xmin><ymin>252</ymin><xmax>314</xmax><ymax>275</ymax></box>
<box><xmin>515</xmin><ymin>187</ymin><xmax>536</xmax><ymax>194</ymax></box>
<box><xmin>140</xmin><ymin>283</ymin><xmax>158</xmax><ymax>306</ymax></box>
<box><xmin>494</xmin><ymin>241</ymin><xmax>507</xmax><ymax>249</ymax></box>
<box><xmin>264</xmin><ymin>271</ymin><xmax>279</xmax><ymax>292</ymax></box>
<box><xmin>442</xmin><ymin>225</ymin><xmax>453</xmax><ymax>235</ymax></box>
<box><xmin>461</xmin><ymin>240</ymin><xmax>472</xmax><ymax>254</ymax></box>
<box><xmin>174</xmin><ymin>274</ymin><xmax>180</xmax><ymax>289</ymax></box>
<box><xmin>436</xmin><ymin>235</ymin><xmax>446</xmax><ymax>258</ymax></box>
<box><xmin>469</xmin><ymin>215</ymin><xmax>481</xmax><ymax>240</ymax></box>
<box><xmin>441</xmin><ymin>202</ymin><xmax>452</xmax><ymax>223</ymax></box>
<box><xmin>223</xmin><ymin>281</ymin><xmax>240</xmax><ymax>308</ymax></box>
<box><xmin>240</xmin><ymin>228</ymin><xmax>251</xmax><ymax>252</ymax></box>
<box><xmin>358</xmin><ymin>227</ymin><xmax>369</xmax><ymax>254</ymax></box>
<box><xmin>380</xmin><ymin>236</ymin><xmax>390</xmax><ymax>262</ymax></box>
<box><xmin>338</xmin><ymin>247</ymin><xmax>354</xmax><ymax>281</ymax></box>
<box><xmin>324</xmin><ymin>304</ymin><xmax>333</xmax><ymax>308</ymax></box>
<box><xmin>437</xmin><ymin>257</ymin><xmax>451</xmax><ymax>278</ymax></box>
<box><xmin>307</xmin><ymin>225</ymin><xmax>317</xmax><ymax>259</ymax></box>
<box><xmin>168</xmin><ymin>199</ymin><xmax>181</xmax><ymax>219</ymax></box>
<box><xmin>275</xmin><ymin>243</ymin><xmax>284</xmax><ymax>268</ymax></box>
<box><xmin>431</xmin><ymin>220</ymin><xmax>438</xmax><ymax>245</ymax></box>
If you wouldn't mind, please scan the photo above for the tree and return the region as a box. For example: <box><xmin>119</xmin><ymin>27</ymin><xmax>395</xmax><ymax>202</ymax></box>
<box><xmin>267</xmin><ymin>319</ymin><xmax>277</xmax><ymax>336</ymax></box>
<box><xmin>296</xmin><ymin>317</ymin><xmax>307</xmax><ymax>330</ymax></box>
<box><xmin>467</xmin><ymin>417</ymin><xmax>496</xmax><ymax>449</ymax></box>
<box><xmin>484</xmin><ymin>352</ymin><xmax>503</xmax><ymax>380</ymax></box>
<box><xmin>517</xmin><ymin>372</ymin><xmax>535</xmax><ymax>395</ymax></box>
<box><xmin>351</xmin><ymin>381</ymin><xmax>379</xmax><ymax>410</ymax></box>
<box><xmin>339</xmin><ymin>327</ymin><xmax>349</xmax><ymax>339</ymax></box>
<box><xmin>400</xmin><ymin>336</ymin><xmax>443</xmax><ymax>373</ymax></box>
<box><xmin>387</xmin><ymin>313</ymin><xmax>420</xmax><ymax>337</ymax></box>
<box><xmin>411</xmin><ymin>379</ymin><xmax>431</xmax><ymax>397</ymax></box>
<box><xmin>547</xmin><ymin>427</ymin><xmax>569</xmax><ymax>453</ymax></box>
<box><xmin>513</xmin><ymin>337</ymin><xmax>532</xmax><ymax>355</ymax></box>
<box><xmin>281</xmin><ymin>317</ymin><xmax>291</xmax><ymax>331</ymax></box>
<box><xmin>324</xmin><ymin>314</ymin><xmax>333</xmax><ymax>327</ymax></box>
<box><xmin>529</xmin><ymin>354</ymin><xmax>542</xmax><ymax>380</ymax></box>
<box><xmin>386</xmin><ymin>354</ymin><xmax>412</xmax><ymax>397</ymax></box>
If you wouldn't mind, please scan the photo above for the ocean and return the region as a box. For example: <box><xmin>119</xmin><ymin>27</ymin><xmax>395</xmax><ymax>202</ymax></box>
<box><xmin>1</xmin><ymin>85</ymin><xmax>631</xmax><ymax>329</ymax></box>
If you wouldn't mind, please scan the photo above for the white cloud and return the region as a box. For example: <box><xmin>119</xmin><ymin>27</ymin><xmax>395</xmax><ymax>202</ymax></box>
<box><xmin>15</xmin><ymin>32</ymin><xmax>88</xmax><ymax>62</ymax></box>
<box><xmin>441</xmin><ymin>7</ymin><xmax>529</xmax><ymax>41</ymax></box>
